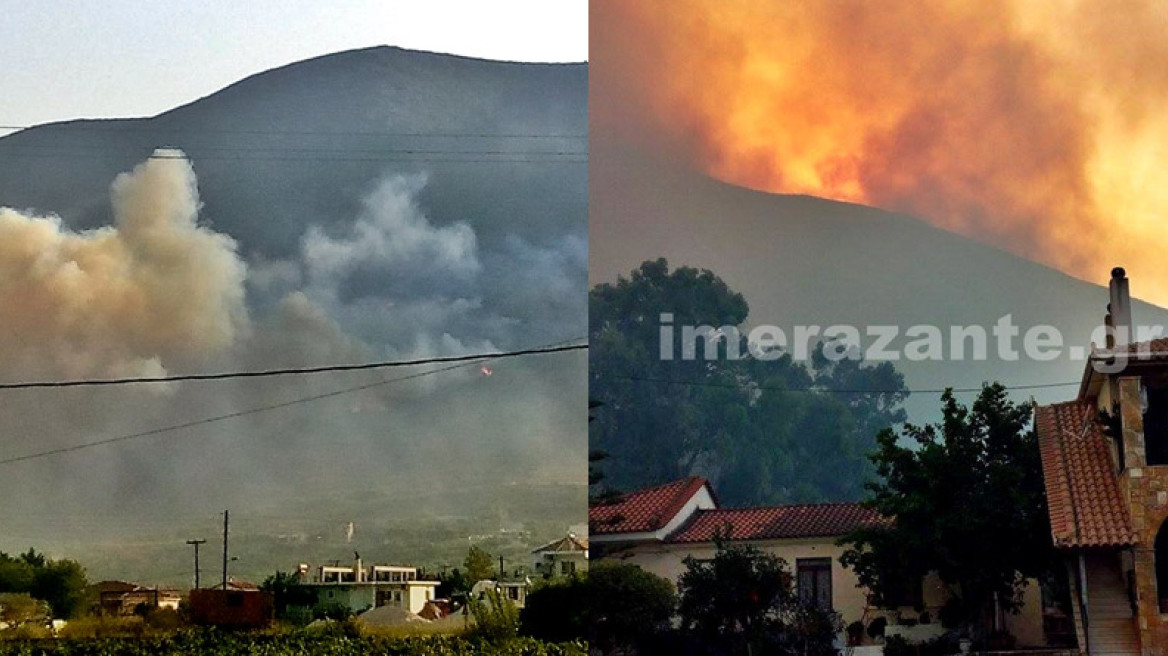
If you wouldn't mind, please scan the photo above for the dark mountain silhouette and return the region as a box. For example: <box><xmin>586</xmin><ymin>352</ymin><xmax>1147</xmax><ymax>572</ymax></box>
<box><xmin>591</xmin><ymin>136</ymin><xmax>1168</xmax><ymax>421</ymax></box>
<box><xmin>0</xmin><ymin>46</ymin><xmax>586</xmax><ymax>262</ymax></box>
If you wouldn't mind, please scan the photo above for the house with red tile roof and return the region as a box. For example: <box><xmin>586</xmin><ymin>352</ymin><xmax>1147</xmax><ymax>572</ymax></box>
<box><xmin>591</xmin><ymin>474</ymin><xmax>1048</xmax><ymax>646</ymax></box>
<box><xmin>531</xmin><ymin>533</ymin><xmax>589</xmax><ymax>580</ymax></box>
<box><xmin>1035</xmin><ymin>268</ymin><xmax>1168</xmax><ymax>655</ymax></box>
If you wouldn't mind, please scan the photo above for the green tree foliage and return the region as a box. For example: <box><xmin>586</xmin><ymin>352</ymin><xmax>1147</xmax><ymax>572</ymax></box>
<box><xmin>520</xmin><ymin>575</ymin><xmax>587</xmax><ymax>643</ymax></box>
<box><xmin>0</xmin><ymin>549</ymin><xmax>89</xmax><ymax>619</ymax></box>
<box><xmin>437</xmin><ymin>567</ymin><xmax>473</xmax><ymax>598</ymax></box>
<box><xmin>0</xmin><ymin>592</ymin><xmax>50</xmax><ymax>627</ymax></box>
<box><xmin>469</xmin><ymin>587</ymin><xmax>520</xmax><ymax>644</ymax></box>
<box><xmin>0</xmin><ymin>630</ymin><xmax>587</xmax><ymax>655</ymax></box>
<box><xmin>590</xmin><ymin>258</ymin><xmax>907</xmax><ymax>505</ymax></box>
<box><xmin>676</xmin><ymin>543</ymin><xmax>841</xmax><ymax>655</ymax></box>
<box><xmin>840</xmin><ymin>384</ymin><xmax>1053</xmax><ymax>634</ymax></box>
<box><xmin>464</xmin><ymin>545</ymin><xmax>496</xmax><ymax>584</ymax></box>
<box><xmin>260</xmin><ymin>570</ymin><xmax>316</xmax><ymax>622</ymax></box>
<box><xmin>588</xmin><ymin>562</ymin><xmax>676</xmax><ymax>654</ymax></box>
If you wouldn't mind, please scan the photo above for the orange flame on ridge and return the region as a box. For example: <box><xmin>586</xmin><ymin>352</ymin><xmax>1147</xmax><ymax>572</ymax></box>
<box><xmin>593</xmin><ymin>0</ymin><xmax>1168</xmax><ymax>305</ymax></box>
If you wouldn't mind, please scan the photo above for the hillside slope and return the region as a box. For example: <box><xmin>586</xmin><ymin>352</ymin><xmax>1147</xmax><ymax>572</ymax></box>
<box><xmin>591</xmin><ymin>137</ymin><xmax>1168</xmax><ymax>421</ymax></box>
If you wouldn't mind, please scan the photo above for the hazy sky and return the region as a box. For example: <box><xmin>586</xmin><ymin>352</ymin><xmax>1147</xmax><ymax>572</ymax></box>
<box><xmin>0</xmin><ymin>0</ymin><xmax>586</xmax><ymax>131</ymax></box>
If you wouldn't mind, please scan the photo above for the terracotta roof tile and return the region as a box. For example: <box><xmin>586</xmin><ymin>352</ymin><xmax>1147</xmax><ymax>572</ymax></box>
<box><xmin>1036</xmin><ymin>400</ymin><xmax>1137</xmax><ymax>548</ymax></box>
<box><xmin>531</xmin><ymin>535</ymin><xmax>589</xmax><ymax>553</ymax></box>
<box><xmin>665</xmin><ymin>503</ymin><xmax>887</xmax><ymax>544</ymax></box>
<box><xmin>589</xmin><ymin>476</ymin><xmax>709</xmax><ymax>535</ymax></box>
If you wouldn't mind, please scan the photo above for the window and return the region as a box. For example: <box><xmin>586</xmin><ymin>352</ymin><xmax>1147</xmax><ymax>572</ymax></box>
<box><xmin>561</xmin><ymin>560</ymin><xmax>576</xmax><ymax>576</ymax></box>
<box><xmin>1144</xmin><ymin>384</ymin><xmax>1168</xmax><ymax>466</ymax></box>
<box><xmin>226</xmin><ymin>592</ymin><xmax>244</xmax><ymax>608</ymax></box>
<box><xmin>796</xmin><ymin>558</ymin><xmax>833</xmax><ymax>611</ymax></box>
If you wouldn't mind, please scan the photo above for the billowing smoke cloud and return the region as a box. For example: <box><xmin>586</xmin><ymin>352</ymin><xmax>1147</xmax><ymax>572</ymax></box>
<box><xmin>0</xmin><ymin>149</ymin><xmax>248</xmax><ymax>381</ymax></box>
<box><xmin>0</xmin><ymin>153</ymin><xmax>585</xmax><ymax>566</ymax></box>
<box><xmin>593</xmin><ymin>0</ymin><xmax>1168</xmax><ymax>303</ymax></box>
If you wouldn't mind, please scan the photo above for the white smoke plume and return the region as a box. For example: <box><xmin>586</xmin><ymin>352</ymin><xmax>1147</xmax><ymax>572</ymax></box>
<box><xmin>0</xmin><ymin>148</ymin><xmax>248</xmax><ymax>381</ymax></box>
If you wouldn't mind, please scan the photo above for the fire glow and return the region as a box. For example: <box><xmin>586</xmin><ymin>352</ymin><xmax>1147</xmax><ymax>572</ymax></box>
<box><xmin>593</xmin><ymin>0</ymin><xmax>1168</xmax><ymax>305</ymax></box>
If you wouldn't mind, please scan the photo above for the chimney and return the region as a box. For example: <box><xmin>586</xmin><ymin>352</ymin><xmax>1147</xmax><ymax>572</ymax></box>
<box><xmin>1109</xmin><ymin>267</ymin><xmax>1132</xmax><ymax>347</ymax></box>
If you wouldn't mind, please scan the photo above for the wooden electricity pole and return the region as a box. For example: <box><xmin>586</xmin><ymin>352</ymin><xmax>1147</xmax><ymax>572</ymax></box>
<box><xmin>186</xmin><ymin>539</ymin><xmax>206</xmax><ymax>589</ymax></box>
<box><xmin>221</xmin><ymin>510</ymin><xmax>230</xmax><ymax>590</ymax></box>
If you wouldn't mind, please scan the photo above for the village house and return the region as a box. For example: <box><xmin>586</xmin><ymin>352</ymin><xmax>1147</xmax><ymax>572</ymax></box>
<box><xmin>294</xmin><ymin>555</ymin><xmax>439</xmax><ymax>615</ymax></box>
<box><xmin>1035</xmin><ymin>267</ymin><xmax>1168</xmax><ymax>655</ymax></box>
<box><xmin>91</xmin><ymin>580</ymin><xmax>181</xmax><ymax>617</ymax></box>
<box><xmin>590</xmin><ymin>476</ymin><xmax>1048</xmax><ymax>647</ymax></box>
<box><xmin>471</xmin><ymin>578</ymin><xmax>530</xmax><ymax>609</ymax></box>
<box><xmin>531</xmin><ymin>533</ymin><xmax>589</xmax><ymax>580</ymax></box>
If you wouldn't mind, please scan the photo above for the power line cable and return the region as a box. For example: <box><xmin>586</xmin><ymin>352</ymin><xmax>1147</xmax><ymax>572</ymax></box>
<box><xmin>0</xmin><ymin>125</ymin><xmax>585</xmax><ymax>139</ymax></box>
<box><xmin>0</xmin><ymin>151</ymin><xmax>586</xmax><ymax>164</ymax></box>
<box><xmin>0</xmin><ymin>343</ymin><xmax>587</xmax><ymax>391</ymax></box>
<box><xmin>0</xmin><ymin>338</ymin><xmax>586</xmax><ymax>466</ymax></box>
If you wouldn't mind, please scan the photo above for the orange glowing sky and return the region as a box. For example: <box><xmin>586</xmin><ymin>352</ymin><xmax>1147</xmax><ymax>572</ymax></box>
<box><xmin>593</xmin><ymin>0</ymin><xmax>1168</xmax><ymax>305</ymax></box>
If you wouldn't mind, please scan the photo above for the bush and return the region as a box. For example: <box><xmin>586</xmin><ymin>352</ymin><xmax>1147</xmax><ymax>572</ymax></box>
<box><xmin>847</xmin><ymin>620</ymin><xmax>866</xmax><ymax>645</ymax></box>
<box><xmin>520</xmin><ymin>576</ymin><xmax>587</xmax><ymax>642</ymax></box>
<box><xmin>883</xmin><ymin>633</ymin><xmax>961</xmax><ymax>656</ymax></box>
<box><xmin>0</xmin><ymin>629</ymin><xmax>588</xmax><ymax>654</ymax></box>
<box><xmin>469</xmin><ymin>587</ymin><xmax>520</xmax><ymax>644</ymax></box>
<box><xmin>144</xmin><ymin>607</ymin><xmax>184</xmax><ymax>631</ymax></box>
<box><xmin>589</xmin><ymin>562</ymin><xmax>676</xmax><ymax>653</ymax></box>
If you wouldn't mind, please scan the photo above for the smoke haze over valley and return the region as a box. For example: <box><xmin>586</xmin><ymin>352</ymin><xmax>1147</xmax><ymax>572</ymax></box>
<box><xmin>0</xmin><ymin>47</ymin><xmax>587</xmax><ymax>585</ymax></box>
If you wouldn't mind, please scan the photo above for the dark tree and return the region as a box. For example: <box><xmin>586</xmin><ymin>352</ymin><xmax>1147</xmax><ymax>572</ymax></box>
<box><xmin>677</xmin><ymin>542</ymin><xmax>841</xmax><ymax>655</ymax></box>
<box><xmin>590</xmin><ymin>258</ymin><xmax>907</xmax><ymax>505</ymax></box>
<box><xmin>464</xmin><ymin>545</ymin><xmax>495</xmax><ymax>583</ymax></box>
<box><xmin>520</xmin><ymin>575</ymin><xmax>588</xmax><ymax>642</ymax></box>
<box><xmin>261</xmin><ymin>570</ymin><xmax>316</xmax><ymax>620</ymax></box>
<box><xmin>589</xmin><ymin>562</ymin><xmax>677</xmax><ymax>654</ymax></box>
<box><xmin>840</xmin><ymin>384</ymin><xmax>1053</xmax><ymax>636</ymax></box>
<box><xmin>0</xmin><ymin>549</ymin><xmax>89</xmax><ymax>619</ymax></box>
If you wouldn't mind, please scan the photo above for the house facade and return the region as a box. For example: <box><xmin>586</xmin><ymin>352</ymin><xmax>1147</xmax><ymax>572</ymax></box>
<box><xmin>531</xmin><ymin>534</ymin><xmax>589</xmax><ymax>580</ymax></box>
<box><xmin>591</xmin><ymin>476</ymin><xmax>1046</xmax><ymax>646</ymax></box>
<box><xmin>294</xmin><ymin>558</ymin><xmax>439</xmax><ymax>615</ymax></box>
<box><xmin>471</xmin><ymin>579</ymin><xmax>530</xmax><ymax>609</ymax></box>
<box><xmin>92</xmin><ymin>580</ymin><xmax>181</xmax><ymax>617</ymax></box>
<box><xmin>1036</xmin><ymin>268</ymin><xmax>1168</xmax><ymax>655</ymax></box>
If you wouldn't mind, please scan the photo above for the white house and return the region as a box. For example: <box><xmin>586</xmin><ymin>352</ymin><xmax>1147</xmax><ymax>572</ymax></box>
<box><xmin>591</xmin><ymin>476</ymin><xmax>1049</xmax><ymax>647</ymax></box>
<box><xmin>295</xmin><ymin>557</ymin><xmax>439</xmax><ymax>615</ymax></box>
<box><xmin>471</xmin><ymin>579</ymin><xmax>531</xmax><ymax>609</ymax></box>
<box><xmin>531</xmin><ymin>533</ymin><xmax>589</xmax><ymax>580</ymax></box>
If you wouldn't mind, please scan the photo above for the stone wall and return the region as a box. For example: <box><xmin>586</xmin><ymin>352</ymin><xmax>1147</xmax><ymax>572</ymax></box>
<box><xmin>1118</xmin><ymin>376</ymin><xmax>1168</xmax><ymax>655</ymax></box>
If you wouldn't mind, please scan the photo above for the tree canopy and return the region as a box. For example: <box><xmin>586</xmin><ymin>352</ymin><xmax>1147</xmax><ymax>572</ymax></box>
<box><xmin>464</xmin><ymin>545</ymin><xmax>496</xmax><ymax>584</ymax></box>
<box><xmin>677</xmin><ymin>543</ymin><xmax>841</xmax><ymax>655</ymax></box>
<box><xmin>588</xmin><ymin>562</ymin><xmax>676</xmax><ymax>654</ymax></box>
<box><xmin>0</xmin><ymin>549</ymin><xmax>89</xmax><ymax>619</ymax></box>
<box><xmin>840</xmin><ymin>384</ymin><xmax>1053</xmax><ymax>633</ymax></box>
<box><xmin>590</xmin><ymin>258</ymin><xmax>907</xmax><ymax>505</ymax></box>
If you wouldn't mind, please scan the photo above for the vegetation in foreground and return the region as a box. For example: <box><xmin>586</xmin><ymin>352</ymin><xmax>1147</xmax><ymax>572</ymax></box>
<box><xmin>0</xmin><ymin>625</ymin><xmax>586</xmax><ymax>656</ymax></box>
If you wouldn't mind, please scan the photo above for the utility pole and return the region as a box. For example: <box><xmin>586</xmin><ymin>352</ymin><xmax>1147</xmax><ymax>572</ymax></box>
<box><xmin>221</xmin><ymin>510</ymin><xmax>229</xmax><ymax>591</ymax></box>
<box><xmin>499</xmin><ymin>555</ymin><xmax>504</xmax><ymax>580</ymax></box>
<box><xmin>185</xmin><ymin>539</ymin><xmax>206</xmax><ymax>589</ymax></box>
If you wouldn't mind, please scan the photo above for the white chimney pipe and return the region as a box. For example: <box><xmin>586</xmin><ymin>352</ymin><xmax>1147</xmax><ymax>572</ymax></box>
<box><xmin>1109</xmin><ymin>267</ymin><xmax>1132</xmax><ymax>347</ymax></box>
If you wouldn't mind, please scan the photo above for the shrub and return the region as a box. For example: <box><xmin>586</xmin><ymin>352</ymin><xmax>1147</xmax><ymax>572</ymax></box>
<box><xmin>847</xmin><ymin>620</ymin><xmax>865</xmax><ymax>645</ymax></box>
<box><xmin>469</xmin><ymin>587</ymin><xmax>520</xmax><ymax>644</ymax></box>
<box><xmin>520</xmin><ymin>576</ymin><xmax>587</xmax><ymax>642</ymax></box>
